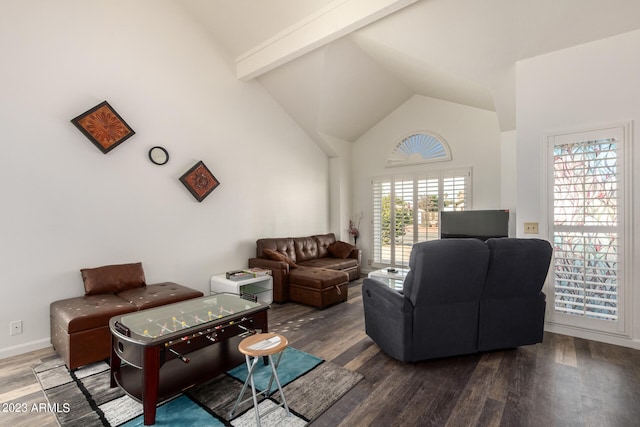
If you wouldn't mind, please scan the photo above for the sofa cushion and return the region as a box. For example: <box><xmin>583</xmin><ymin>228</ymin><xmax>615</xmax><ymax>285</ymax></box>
<box><xmin>81</xmin><ymin>262</ymin><xmax>146</xmax><ymax>295</ymax></box>
<box><xmin>257</xmin><ymin>238</ymin><xmax>296</xmax><ymax>262</ymax></box>
<box><xmin>289</xmin><ymin>267</ymin><xmax>348</xmax><ymax>289</ymax></box>
<box><xmin>263</xmin><ymin>248</ymin><xmax>298</xmax><ymax>269</ymax></box>
<box><xmin>50</xmin><ymin>294</ymin><xmax>137</xmax><ymax>334</ymax></box>
<box><xmin>294</xmin><ymin>237</ymin><xmax>319</xmax><ymax>262</ymax></box>
<box><xmin>297</xmin><ymin>257</ymin><xmax>358</xmax><ymax>271</ymax></box>
<box><xmin>327</xmin><ymin>241</ymin><xmax>356</xmax><ymax>259</ymax></box>
<box><xmin>117</xmin><ymin>282</ymin><xmax>204</xmax><ymax>310</ymax></box>
<box><xmin>313</xmin><ymin>233</ymin><xmax>337</xmax><ymax>258</ymax></box>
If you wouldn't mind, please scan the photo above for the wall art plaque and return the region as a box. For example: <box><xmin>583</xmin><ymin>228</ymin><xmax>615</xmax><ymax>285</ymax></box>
<box><xmin>71</xmin><ymin>101</ymin><xmax>135</xmax><ymax>154</ymax></box>
<box><xmin>179</xmin><ymin>160</ymin><xmax>220</xmax><ymax>202</ymax></box>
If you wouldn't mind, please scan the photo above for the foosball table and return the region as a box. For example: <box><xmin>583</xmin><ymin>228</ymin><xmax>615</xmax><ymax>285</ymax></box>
<box><xmin>109</xmin><ymin>293</ymin><xmax>269</xmax><ymax>425</ymax></box>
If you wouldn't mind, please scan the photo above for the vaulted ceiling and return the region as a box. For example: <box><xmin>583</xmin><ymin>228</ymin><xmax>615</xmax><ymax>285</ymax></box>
<box><xmin>179</xmin><ymin>0</ymin><xmax>640</xmax><ymax>149</ymax></box>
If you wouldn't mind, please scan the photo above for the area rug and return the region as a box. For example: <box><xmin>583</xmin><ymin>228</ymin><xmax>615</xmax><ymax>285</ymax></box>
<box><xmin>227</xmin><ymin>347</ymin><xmax>322</xmax><ymax>394</ymax></box>
<box><xmin>33</xmin><ymin>347</ymin><xmax>362</xmax><ymax>426</ymax></box>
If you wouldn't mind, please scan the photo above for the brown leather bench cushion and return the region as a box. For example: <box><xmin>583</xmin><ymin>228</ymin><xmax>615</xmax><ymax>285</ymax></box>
<box><xmin>51</xmin><ymin>283</ymin><xmax>203</xmax><ymax>334</ymax></box>
<box><xmin>50</xmin><ymin>294</ymin><xmax>137</xmax><ymax>334</ymax></box>
<box><xmin>118</xmin><ymin>282</ymin><xmax>204</xmax><ymax>310</ymax></box>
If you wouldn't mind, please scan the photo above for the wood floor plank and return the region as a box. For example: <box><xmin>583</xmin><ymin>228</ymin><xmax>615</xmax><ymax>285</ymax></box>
<box><xmin>343</xmin><ymin>340</ymin><xmax>380</xmax><ymax>371</ymax></box>
<box><xmin>331</xmin><ymin>351</ymin><xmax>399</xmax><ymax>424</ymax></box>
<box><xmin>555</xmin><ymin>332</ymin><xmax>578</xmax><ymax>367</ymax></box>
<box><xmin>475</xmin><ymin>397</ymin><xmax>504</xmax><ymax>427</ymax></box>
<box><xmin>444</xmin><ymin>360</ymin><xmax>497</xmax><ymax>427</ymax></box>
<box><xmin>0</xmin><ymin>347</ymin><xmax>58</xmax><ymax>427</ymax></box>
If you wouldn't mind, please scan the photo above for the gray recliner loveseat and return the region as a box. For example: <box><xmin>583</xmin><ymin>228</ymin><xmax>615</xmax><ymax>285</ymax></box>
<box><xmin>362</xmin><ymin>238</ymin><xmax>552</xmax><ymax>362</ymax></box>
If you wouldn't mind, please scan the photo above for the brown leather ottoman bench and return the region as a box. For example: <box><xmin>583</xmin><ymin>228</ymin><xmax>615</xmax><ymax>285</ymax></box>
<box><xmin>288</xmin><ymin>267</ymin><xmax>348</xmax><ymax>308</ymax></box>
<box><xmin>50</xmin><ymin>263</ymin><xmax>203</xmax><ymax>370</ymax></box>
<box><xmin>50</xmin><ymin>294</ymin><xmax>138</xmax><ymax>371</ymax></box>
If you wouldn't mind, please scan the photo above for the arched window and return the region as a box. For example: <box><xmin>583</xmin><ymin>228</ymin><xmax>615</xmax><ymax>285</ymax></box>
<box><xmin>386</xmin><ymin>132</ymin><xmax>451</xmax><ymax>167</ymax></box>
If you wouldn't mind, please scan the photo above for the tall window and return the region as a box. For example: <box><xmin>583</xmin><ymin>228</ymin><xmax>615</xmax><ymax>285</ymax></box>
<box><xmin>547</xmin><ymin>123</ymin><xmax>630</xmax><ymax>334</ymax></box>
<box><xmin>372</xmin><ymin>168</ymin><xmax>471</xmax><ymax>266</ymax></box>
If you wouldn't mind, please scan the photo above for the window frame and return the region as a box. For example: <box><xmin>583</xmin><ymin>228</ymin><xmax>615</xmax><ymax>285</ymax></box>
<box><xmin>544</xmin><ymin>121</ymin><xmax>632</xmax><ymax>336</ymax></box>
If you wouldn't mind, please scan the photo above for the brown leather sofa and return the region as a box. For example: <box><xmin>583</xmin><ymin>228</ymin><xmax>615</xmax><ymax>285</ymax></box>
<box><xmin>50</xmin><ymin>262</ymin><xmax>203</xmax><ymax>370</ymax></box>
<box><xmin>248</xmin><ymin>233</ymin><xmax>361</xmax><ymax>306</ymax></box>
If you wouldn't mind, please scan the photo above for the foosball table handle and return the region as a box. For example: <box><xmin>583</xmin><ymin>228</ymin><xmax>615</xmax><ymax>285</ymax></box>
<box><xmin>168</xmin><ymin>348</ymin><xmax>190</xmax><ymax>363</ymax></box>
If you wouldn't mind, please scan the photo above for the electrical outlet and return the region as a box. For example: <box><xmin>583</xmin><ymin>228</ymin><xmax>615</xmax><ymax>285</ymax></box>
<box><xmin>10</xmin><ymin>320</ymin><xmax>22</xmax><ymax>336</ymax></box>
<box><xmin>524</xmin><ymin>222</ymin><xmax>539</xmax><ymax>234</ymax></box>
<box><xmin>367</xmin><ymin>259</ymin><xmax>372</xmax><ymax>266</ymax></box>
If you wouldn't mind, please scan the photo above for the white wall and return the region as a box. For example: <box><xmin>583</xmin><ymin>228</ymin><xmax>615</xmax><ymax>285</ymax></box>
<box><xmin>0</xmin><ymin>0</ymin><xmax>329</xmax><ymax>358</ymax></box>
<box><xmin>516</xmin><ymin>29</ymin><xmax>640</xmax><ymax>348</ymax></box>
<box><xmin>500</xmin><ymin>130</ymin><xmax>518</xmax><ymax>237</ymax></box>
<box><xmin>323</xmin><ymin>134</ymin><xmax>354</xmax><ymax>242</ymax></box>
<box><xmin>352</xmin><ymin>94</ymin><xmax>502</xmax><ymax>268</ymax></box>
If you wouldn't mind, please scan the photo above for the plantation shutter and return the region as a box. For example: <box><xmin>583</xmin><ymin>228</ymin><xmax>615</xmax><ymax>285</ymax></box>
<box><xmin>372</xmin><ymin>168</ymin><xmax>471</xmax><ymax>267</ymax></box>
<box><xmin>372</xmin><ymin>177</ymin><xmax>391</xmax><ymax>265</ymax></box>
<box><xmin>394</xmin><ymin>176</ymin><xmax>415</xmax><ymax>265</ymax></box>
<box><xmin>548</xmin><ymin>124</ymin><xmax>628</xmax><ymax>333</ymax></box>
<box><xmin>442</xmin><ymin>169</ymin><xmax>471</xmax><ymax>211</ymax></box>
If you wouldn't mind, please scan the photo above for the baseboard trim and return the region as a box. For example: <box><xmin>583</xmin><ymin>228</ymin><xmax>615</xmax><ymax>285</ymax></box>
<box><xmin>0</xmin><ymin>338</ymin><xmax>51</xmax><ymax>361</ymax></box>
<box><xmin>545</xmin><ymin>324</ymin><xmax>640</xmax><ymax>350</ymax></box>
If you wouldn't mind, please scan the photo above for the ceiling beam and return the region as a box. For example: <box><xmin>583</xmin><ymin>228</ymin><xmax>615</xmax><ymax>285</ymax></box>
<box><xmin>236</xmin><ymin>0</ymin><xmax>419</xmax><ymax>81</ymax></box>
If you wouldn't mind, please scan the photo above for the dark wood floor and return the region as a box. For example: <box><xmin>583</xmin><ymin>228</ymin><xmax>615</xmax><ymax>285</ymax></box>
<box><xmin>2</xmin><ymin>279</ymin><xmax>640</xmax><ymax>426</ymax></box>
<box><xmin>272</xmin><ymin>280</ymin><xmax>640</xmax><ymax>427</ymax></box>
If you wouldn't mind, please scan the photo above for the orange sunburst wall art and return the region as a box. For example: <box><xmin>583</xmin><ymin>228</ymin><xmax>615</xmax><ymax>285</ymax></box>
<box><xmin>71</xmin><ymin>101</ymin><xmax>135</xmax><ymax>154</ymax></box>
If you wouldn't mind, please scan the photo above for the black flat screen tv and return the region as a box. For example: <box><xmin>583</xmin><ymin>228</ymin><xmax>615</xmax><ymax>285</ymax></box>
<box><xmin>440</xmin><ymin>210</ymin><xmax>509</xmax><ymax>241</ymax></box>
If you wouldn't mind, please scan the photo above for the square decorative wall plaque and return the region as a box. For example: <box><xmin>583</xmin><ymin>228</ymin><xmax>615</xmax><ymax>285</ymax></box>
<box><xmin>71</xmin><ymin>101</ymin><xmax>135</xmax><ymax>154</ymax></box>
<box><xmin>179</xmin><ymin>161</ymin><xmax>220</xmax><ymax>202</ymax></box>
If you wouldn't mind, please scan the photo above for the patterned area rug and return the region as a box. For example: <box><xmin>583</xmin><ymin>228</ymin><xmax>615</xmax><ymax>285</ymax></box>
<box><xmin>33</xmin><ymin>347</ymin><xmax>362</xmax><ymax>426</ymax></box>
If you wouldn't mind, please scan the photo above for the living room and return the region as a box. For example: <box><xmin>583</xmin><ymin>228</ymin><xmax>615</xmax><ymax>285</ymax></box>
<box><xmin>2</xmin><ymin>0</ymin><xmax>640</xmax><ymax>424</ymax></box>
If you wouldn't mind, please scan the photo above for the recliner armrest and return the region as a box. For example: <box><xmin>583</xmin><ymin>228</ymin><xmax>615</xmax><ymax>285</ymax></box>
<box><xmin>362</xmin><ymin>278</ymin><xmax>408</xmax><ymax>309</ymax></box>
<box><xmin>362</xmin><ymin>278</ymin><xmax>414</xmax><ymax>361</ymax></box>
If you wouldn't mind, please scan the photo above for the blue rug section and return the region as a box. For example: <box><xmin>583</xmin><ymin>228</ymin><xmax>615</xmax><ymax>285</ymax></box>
<box><xmin>119</xmin><ymin>395</ymin><xmax>225</xmax><ymax>427</ymax></box>
<box><xmin>227</xmin><ymin>347</ymin><xmax>323</xmax><ymax>394</ymax></box>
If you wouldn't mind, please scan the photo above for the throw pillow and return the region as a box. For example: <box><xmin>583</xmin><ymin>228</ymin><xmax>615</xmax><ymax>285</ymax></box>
<box><xmin>328</xmin><ymin>241</ymin><xmax>356</xmax><ymax>259</ymax></box>
<box><xmin>262</xmin><ymin>248</ymin><xmax>297</xmax><ymax>269</ymax></box>
<box><xmin>81</xmin><ymin>262</ymin><xmax>146</xmax><ymax>295</ymax></box>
